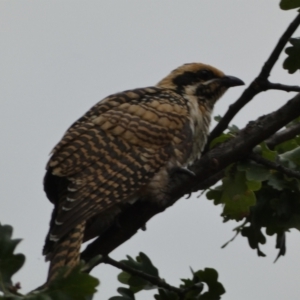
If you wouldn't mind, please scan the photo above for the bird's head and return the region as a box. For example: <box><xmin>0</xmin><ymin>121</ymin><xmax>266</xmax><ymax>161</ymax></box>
<box><xmin>157</xmin><ymin>63</ymin><xmax>244</xmax><ymax>107</ymax></box>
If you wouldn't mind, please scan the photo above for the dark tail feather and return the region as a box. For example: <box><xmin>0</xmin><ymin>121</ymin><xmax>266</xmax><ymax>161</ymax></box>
<box><xmin>47</xmin><ymin>221</ymin><xmax>85</xmax><ymax>283</ymax></box>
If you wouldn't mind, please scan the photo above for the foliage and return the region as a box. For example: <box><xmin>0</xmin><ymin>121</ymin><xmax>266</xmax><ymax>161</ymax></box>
<box><xmin>283</xmin><ymin>38</ymin><xmax>300</xmax><ymax>73</ymax></box>
<box><xmin>116</xmin><ymin>253</ymin><xmax>159</xmax><ymax>294</ymax></box>
<box><xmin>0</xmin><ymin>223</ymin><xmax>99</xmax><ymax>300</ymax></box>
<box><xmin>109</xmin><ymin>253</ymin><xmax>225</xmax><ymax>300</ymax></box>
<box><xmin>0</xmin><ymin>224</ymin><xmax>25</xmax><ymax>296</ymax></box>
<box><xmin>207</xmin><ymin>121</ymin><xmax>300</xmax><ymax>260</ymax></box>
<box><xmin>280</xmin><ymin>0</ymin><xmax>300</xmax><ymax>10</ymax></box>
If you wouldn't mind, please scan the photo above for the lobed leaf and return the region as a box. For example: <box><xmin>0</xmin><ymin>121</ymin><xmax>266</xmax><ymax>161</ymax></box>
<box><xmin>43</xmin><ymin>266</ymin><xmax>99</xmax><ymax>300</ymax></box>
<box><xmin>109</xmin><ymin>288</ymin><xmax>135</xmax><ymax>300</ymax></box>
<box><xmin>280</xmin><ymin>0</ymin><xmax>300</xmax><ymax>10</ymax></box>
<box><xmin>194</xmin><ymin>268</ymin><xmax>225</xmax><ymax>299</ymax></box>
<box><xmin>116</xmin><ymin>253</ymin><xmax>159</xmax><ymax>293</ymax></box>
<box><xmin>283</xmin><ymin>38</ymin><xmax>300</xmax><ymax>73</ymax></box>
<box><xmin>0</xmin><ymin>223</ymin><xmax>25</xmax><ymax>294</ymax></box>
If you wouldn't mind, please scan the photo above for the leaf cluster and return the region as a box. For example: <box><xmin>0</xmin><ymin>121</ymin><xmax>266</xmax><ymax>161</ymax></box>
<box><xmin>0</xmin><ymin>223</ymin><xmax>99</xmax><ymax>300</ymax></box>
<box><xmin>109</xmin><ymin>253</ymin><xmax>225</xmax><ymax>300</ymax></box>
<box><xmin>207</xmin><ymin>121</ymin><xmax>300</xmax><ymax>259</ymax></box>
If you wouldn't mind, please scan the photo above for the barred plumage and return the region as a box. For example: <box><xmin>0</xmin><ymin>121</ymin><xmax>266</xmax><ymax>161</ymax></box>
<box><xmin>43</xmin><ymin>63</ymin><xmax>244</xmax><ymax>282</ymax></box>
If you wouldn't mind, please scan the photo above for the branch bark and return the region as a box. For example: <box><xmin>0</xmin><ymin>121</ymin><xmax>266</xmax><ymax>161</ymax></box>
<box><xmin>249</xmin><ymin>153</ymin><xmax>300</xmax><ymax>180</ymax></box>
<box><xmin>265</xmin><ymin>82</ymin><xmax>300</xmax><ymax>92</ymax></box>
<box><xmin>266</xmin><ymin>122</ymin><xmax>300</xmax><ymax>149</ymax></box>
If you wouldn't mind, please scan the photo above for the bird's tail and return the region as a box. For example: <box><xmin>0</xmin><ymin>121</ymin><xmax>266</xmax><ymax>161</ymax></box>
<box><xmin>47</xmin><ymin>221</ymin><xmax>86</xmax><ymax>283</ymax></box>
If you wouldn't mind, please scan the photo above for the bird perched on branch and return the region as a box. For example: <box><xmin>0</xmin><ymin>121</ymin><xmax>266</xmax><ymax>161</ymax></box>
<box><xmin>43</xmin><ymin>62</ymin><xmax>244</xmax><ymax>282</ymax></box>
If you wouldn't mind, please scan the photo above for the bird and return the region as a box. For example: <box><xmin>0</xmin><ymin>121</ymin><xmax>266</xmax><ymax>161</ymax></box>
<box><xmin>43</xmin><ymin>62</ymin><xmax>244</xmax><ymax>282</ymax></box>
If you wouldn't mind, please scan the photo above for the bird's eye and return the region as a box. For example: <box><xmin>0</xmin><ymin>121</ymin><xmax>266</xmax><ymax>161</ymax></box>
<box><xmin>197</xmin><ymin>69</ymin><xmax>213</xmax><ymax>80</ymax></box>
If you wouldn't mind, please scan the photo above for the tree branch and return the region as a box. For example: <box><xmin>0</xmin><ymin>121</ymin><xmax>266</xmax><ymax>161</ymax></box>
<box><xmin>205</xmin><ymin>85</ymin><xmax>257</xmax><ymax>150</ymax></box>
<box><xmin>102</xmin><ymin>255</ymin><xmax>182</xmax><ymax>295</ymax></box>
<box><xmin>206</xmin><ymin>13</ymin><xmax>300</xmax><ymax>147</ymax></box>
<box><xmin>266</xmin><ymin>122</ymin><xmax>300</xmax><ymax>149</ymax></box>
<box><xmin>265</xmin><ymin>82</ymin><xmax>300</xmax><ymax>92</ymax></box>
<box><xmin>81</xmin><ymin>93</ymin><xmax>300</xmax><ymax>269</ymax></box>
<box><xmin>259</xmin><ymin>12</ymin><xmax>300</xmax><ymax>79</ymax></box>
<box><xmin>195</xmin><ymin>170</ymin><xmax>225</xmax><ymax>190</ymax></box>
<box><xmin>249</xmin><ymin>153</ymin><xmax>300</xmax><ymax>180</ymax></box>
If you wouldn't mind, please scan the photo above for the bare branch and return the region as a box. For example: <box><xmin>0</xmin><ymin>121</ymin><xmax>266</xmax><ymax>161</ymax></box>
<box><xmin>249</xmin><ymin>153</ymin><xmax>300</xmax><ymax>180</ymax></box>
<box><xmin>265</xmin><ymin>82</ymin><xmax>300</xmax><ymax>93</ymax></box>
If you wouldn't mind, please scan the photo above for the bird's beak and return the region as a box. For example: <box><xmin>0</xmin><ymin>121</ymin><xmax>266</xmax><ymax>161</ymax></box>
<box><xmin>221</xmin><ymin>75</ymin><xmax>245</xmax><ymax>87</ymax></box>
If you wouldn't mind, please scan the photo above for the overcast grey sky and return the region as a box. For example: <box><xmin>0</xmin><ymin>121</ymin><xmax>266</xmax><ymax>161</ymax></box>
<box><xmin>1</xmin><ymin>1</ymin><xmax>300</xmax><ymax>299</ymax></box>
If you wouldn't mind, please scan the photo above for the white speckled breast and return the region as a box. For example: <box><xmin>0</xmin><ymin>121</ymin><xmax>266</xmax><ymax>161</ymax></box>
<box><xmin>186</xmin><ymin>94</ymin><xmax>212</xmax><ymax>165</ymax></box>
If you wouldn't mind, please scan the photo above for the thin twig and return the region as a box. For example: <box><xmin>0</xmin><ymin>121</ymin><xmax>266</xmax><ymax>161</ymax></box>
<box><xmin>266</xmin><ymin>82</ymin><xmax>300</xmax><ymax>92</ymax></box>
<box><xmin>206</xmin><ymin>13</ymin><xmax>300</xmax><ymax>148</ymax></box>
<box><xmin>250</xmin><ymin>153</ymin><xmax>300</xmax><ymax>180</ymax></box>
<box><xmin>266</xmin><ymin>122</ymin><xmax>300</xmax><ymax>149</ymax></box>
<box><xmin>259</xmin><ymin>12</ymin><xmax>300</xmax><ymax>78</ymax></box>
<box><xmin>102</xmin><ymin>255</ymin><xmax>182</xmax><ymax>295</ymax></box>
<box><xmin>205</xmin><ymin>86</ymin><xmax>257</xmax><ymax>151</ymax></box>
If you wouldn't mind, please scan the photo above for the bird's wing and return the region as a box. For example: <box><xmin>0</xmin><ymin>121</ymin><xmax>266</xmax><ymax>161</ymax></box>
<box><xmin>44</xmin><ymin>87</ymin><xmax>193</xmax><ymax>246</ymax></box>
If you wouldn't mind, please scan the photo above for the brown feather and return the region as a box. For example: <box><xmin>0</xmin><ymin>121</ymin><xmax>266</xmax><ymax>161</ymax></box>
<box><xmin>43</xmin><ymin>62</ymin><xmax>243</xmax><ymax>282</ymax></box>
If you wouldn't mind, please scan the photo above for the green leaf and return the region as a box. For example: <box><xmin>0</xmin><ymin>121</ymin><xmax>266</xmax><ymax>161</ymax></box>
<box><xmin>280</xmin><ymin>0</ymin><xmax>300</xmax><ymax>10</ymax></box>
<box><xmin>180</xmin><ymin>272</ymin><xmax>204</xmax><ymax>299</ymax></box>
<box><xmin>117</xmin><ymin>253</ymin><xmax>159</xmax><ymax>293</ymax></box>
<box><xmin>128</xmin><ymin>276</ymin><xmax>150</xmax><ymax>293</ymax></box>
<box><xmin>280</xmin><ymin>147</ymin><xmax>300</xmax><ymax>167</ymax></box>
<box><xmin>267</xmin><ymin>173</ymin><xmax>287</xmax><ymax>190</ymax></box>
<box><xmin>209</xmin><ymin>134</ymin><xmax>232</xmax><ymax>149</ymax></box>
<box><xmin>195</xmin><ymin>268</ymin><xmax>225</xmax><ymax>299</ymax></box>
<box><xmin>0</xmin><ymin>295</ymin><xmax>24</xmax><ymax>300</ymax></box>
<box><xmin>121</xmin><ymin>253</ymin><xmax>159</xmax><ymax>278</ymax></box>
<box><xmin>44</xmin><ymin>266</ymin><xmax>99</xmax><ymax>300</ymax></box>
<box><xmin>260</xmin><ymin>143</ymin><xmax>277</xmax><ymax>162</ymax></box>
<box><xmin>206</xmin><ymin>187</ymin><xmax>223</xmax><ymax>206</ymax></box>
<box><xmin>0</xmin><ymin>223</ymin><xmax>25</xmax><ymax>293</ymax></box>
<box><xmin>241</xmin><ymin>226</ymin><xmax>266</xmax><ymax>257</ymax></box>
<box><xmin>246</xmin><ymin>180</ymin><xmax>261</xmax><ymax>191</ymax></box>
<box><xmin>207</xmin><ymin>168</ymin><xmax>258</xmax><ymax>220</ymax></box>
<box><xmin>109</xmin><ymin>288</ymin><xmax>135</xmax><ymax>300</ymax></box>
<box><xmin>221</xmin><ymin>171</ymin><xmax>256</xmax><ymax>220</ymax></box>
<box><xmin>283</xmin><ymin>38</ymin><xmax>300</xmax><ymax>73</ymax></box>
<box><xmin>237</xmin><ymin>161</ymin><xmax>270</xmax><ymax>181</ymax></box>
<box><xmin>154</xmin><ymin>289</ymin><xmax>179</xmax><ymax>300</ymax></box>
<box><xmin>214</xmin><ymin>115</ymin><xmax>222</xmax><ymax>122</ymax></box>
<box><xmin>227</xmin><ymin>124</ymin><xmax>240</xmax><ymax>134</ymax></box>
<box><xmin>118</xmin><ymin>272</ymin><xmax>131</xmax><ymax>285</ymax></box>
<box><xmin>275</xmin><ymin>139</ymin><xmax>300</xmax><ymax>154</ymax></box>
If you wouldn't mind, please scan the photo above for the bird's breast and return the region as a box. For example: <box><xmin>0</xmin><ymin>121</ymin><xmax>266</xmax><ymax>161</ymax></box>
<box><xmin>185</xmin><ymin>95</ymin><xmax>212</xmax><ymax>165</ymax></box>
